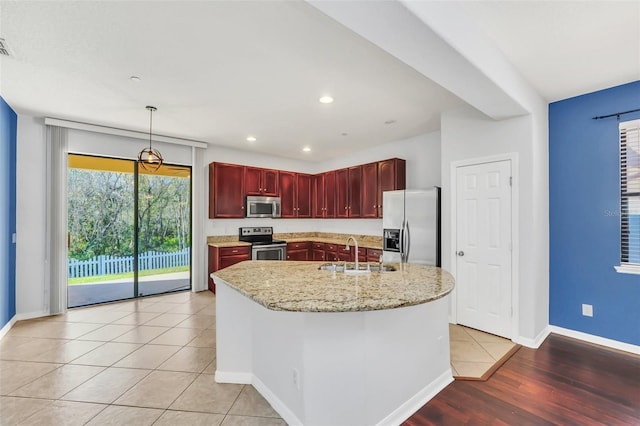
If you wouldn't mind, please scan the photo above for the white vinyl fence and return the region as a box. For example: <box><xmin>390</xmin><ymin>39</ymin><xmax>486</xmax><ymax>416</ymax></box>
<box><xmin>68</xmin><ymin>248</ymin><xmax>190</xmax><ymax>278</ymax></box>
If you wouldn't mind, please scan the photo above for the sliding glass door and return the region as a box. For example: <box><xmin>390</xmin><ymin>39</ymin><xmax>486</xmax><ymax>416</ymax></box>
<box><xmin>136</xmin><ymin>162</ymin><xmax>191</xmax><ymax>297</ymax></box>
<box><xmin>67</xmin><ymin>154</ymin><xmax>191</xmax><ymax>308</ymax></box>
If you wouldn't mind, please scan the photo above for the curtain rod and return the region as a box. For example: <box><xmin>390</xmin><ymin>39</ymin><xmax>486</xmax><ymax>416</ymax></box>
<box><xmin>592</xmin><ymin>108</ymin><xmax>640</xmax><ymax>120</ymax></box>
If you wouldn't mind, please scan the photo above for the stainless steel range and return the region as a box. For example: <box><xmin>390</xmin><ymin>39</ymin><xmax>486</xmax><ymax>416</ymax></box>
<box><xmin>239</xmin><ymin>227</ymin><xmax>287</xmax><ymax>261</ymax></box>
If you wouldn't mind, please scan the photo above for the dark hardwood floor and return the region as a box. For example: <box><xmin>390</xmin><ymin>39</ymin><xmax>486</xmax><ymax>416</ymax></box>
<box><xmin>405</xmin><ymin>334</ymin><xmax>640</xmax><ymax>425</ymax></box>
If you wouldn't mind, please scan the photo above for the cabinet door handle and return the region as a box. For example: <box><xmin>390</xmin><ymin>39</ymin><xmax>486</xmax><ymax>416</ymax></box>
<box><xmin>232</xmin><ymin>250</ymin><xmax>238</xmax><ymax>253</ymax></box>
<box><xmin>241</xmin><ymin>206</ymin><xmax>244</xmax><ymax>210</ymax></box>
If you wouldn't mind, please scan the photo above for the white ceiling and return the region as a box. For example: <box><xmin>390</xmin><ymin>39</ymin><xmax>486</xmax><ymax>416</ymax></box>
<box><xmin>457</xmin><ymin>0</ymin><xmax>640</xmax><ymax>102</ymax></box>
<box><xmin>1</xmin><ymin>1</ymin><xmax>638</xmax><ymax>162</ymax></box>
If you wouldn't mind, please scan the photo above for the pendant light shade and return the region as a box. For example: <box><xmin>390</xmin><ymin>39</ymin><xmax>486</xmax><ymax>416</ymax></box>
<box><xmin>138</xmin><ymin>105</ymin><xmax>163</xmax><ymax>172</ymax></box>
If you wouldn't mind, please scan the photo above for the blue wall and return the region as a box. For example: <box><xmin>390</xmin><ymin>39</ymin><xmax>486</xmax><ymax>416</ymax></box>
<box><xmin>549</xmin><ymin>81</ymin><xmax>640</xmax><ymax>346</ymax></box>
<box><xmin>0</xmin><ymin>96</ymin><xmax>17</xmax><ymax>330</ymax></box>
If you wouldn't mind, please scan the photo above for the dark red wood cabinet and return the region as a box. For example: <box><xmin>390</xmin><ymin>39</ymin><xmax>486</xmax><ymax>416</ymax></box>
<box><xmin>335</xmin><ymin>169</ymin><xmax>349</xmax><ymax>218</ymax></box>
<box><xmin>377</xmin><ymin>158</ymin><xmax>406</xmax><ymax>218</ymax></box>
<box><xmin>325</xmin><ymin>243</ymin><xmax>338</xmax><ymax>261</ymax></box>
<box><xmin>209</xmin><ymin>158</ymin><xmax>404</xmax><ymax>219</ymax></box>
<box><xmin>312</xmin><ymin>174</ymin><xmax>325</xmax><ymax>218</ymax></box>
<box><xmin>286</xmin><ymin>241</ymin><xmax>311</xmax><ymax>260</ymax></box>
<box><xmin>358</xmin><ymin>158</ymin><xmax>407</xmax><ymax>218</ymax></box>
<box><xmin>280</xmin><ymin>172</ymin><xmax>312</xmax><ymax>218</ymax></box>
<box><xmin>209</xmin><ymin>163</ymin><xmax>245</xmax><ymax>218</ymax></box>
<box><xmin>245</xmin><ymin>167</ymin><xmax>279</xmax><ymax>197</ymax></box>
<box><xmin>208</xmin><ymin>245</ymin><xmax>251</xmax><ymax>292</ymax></box>
<box><xmin>311</xmin><ymin>242</ymin><xmax>326</xmax><ymax>261</ymax></box>
<box><xmin>336</xmin><ymin>167</ymin><xmax>362</xmax><ymax>218</ymax></box>
<box><xmin>323</xmin><ymin>171</ymin><xmax>336</xmax><ymax>218</ymax></box>
<box><xmin>297</xmin><ymin>173</ymin><xmax>312</xmax><ymax>217</ymax></box>
<box><xmin>366</xmin><ymin>248</ymin><xmax>383</xmax><ymax>263</ymax></box>
<box><xmin>361</xmin><ymin>162</ymin><xmax>378</xmax><ymax>218</ymax></box>
<box><xmin>313</xmin><ymin>171</ymin><xmax>337</xmax><ymax>218</ymax></box>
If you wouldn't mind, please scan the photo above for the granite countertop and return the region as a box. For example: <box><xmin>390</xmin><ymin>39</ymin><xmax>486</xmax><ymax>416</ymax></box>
<box><xmin>207</xmin><ymin>241</ymin><xmax>252</xmax><ymax>248</ymax></box>
<box><xmin>207</xmin><ymin>232</ymin><xmax>382</xmax><ymax>249</ymax></box>
<box><xmin>212</xmin><ymin>260</ymin><xmax>454</xmax><ymax>313</ymax></box>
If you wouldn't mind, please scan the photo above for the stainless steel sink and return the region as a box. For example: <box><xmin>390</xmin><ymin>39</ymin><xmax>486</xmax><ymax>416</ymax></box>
<box><xmin>318</xmin><ymin>263</ymin><xmax>396</xmax><ymax>273</ymax></box>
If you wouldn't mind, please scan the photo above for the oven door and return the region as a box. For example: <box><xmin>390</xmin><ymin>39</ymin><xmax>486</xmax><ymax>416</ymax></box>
<box><xmin>252</xmin><ymin>244</ymin><xmax>286</xmax><ymax>261</ymax></box>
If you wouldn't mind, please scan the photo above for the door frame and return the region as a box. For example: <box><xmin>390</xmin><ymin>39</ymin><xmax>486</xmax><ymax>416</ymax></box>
<box><xmin>450</xmin><ymin>153</ymin><xmax>519</xmax><ymax>340</ymax></box>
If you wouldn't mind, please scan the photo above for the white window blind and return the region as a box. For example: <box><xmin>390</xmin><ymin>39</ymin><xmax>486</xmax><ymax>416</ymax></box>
<box><xmin>620</xmin><ymin>119</ymin><xmax>640</xmax><ymax>265</ymax></box>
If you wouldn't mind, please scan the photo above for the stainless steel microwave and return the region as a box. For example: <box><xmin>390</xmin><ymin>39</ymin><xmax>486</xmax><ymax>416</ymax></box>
<box><xmin>246</xmin><ymin>196</ymin><xmax>281</xmax><ymax>218</ymax></box>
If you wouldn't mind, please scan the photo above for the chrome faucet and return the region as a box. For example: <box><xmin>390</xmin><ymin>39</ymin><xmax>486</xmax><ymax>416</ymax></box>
<box><xmin>345</xmin><ymin>236</ymin><xmax>359</xmax><ymax>272</ymax></box>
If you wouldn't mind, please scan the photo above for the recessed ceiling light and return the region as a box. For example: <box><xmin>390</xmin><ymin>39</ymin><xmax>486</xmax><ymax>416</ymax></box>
<box><xmin>302</xmin><ymin>147</ymin><xmax>311</xmax><ymax>152</ymax></box>
<box><xmin>246</xmin><ymin>136</ymin><xmax>257</xmax><ymax>142</ymax></box>
<box><xmin>130</xmin><ymin>76</ymin><xmax>141</xmax><ymax>82</ymax></box>
<box><xmin>341</xmin><ymin>132</ymin><xmax>349</xmax><ymax>136</ymax></box>
<box><xmin>384</xmin><ymin>119</ymin><xmax>396</xmax><ymax>125</ymax></box>
<box><xmin>319</xmin><ymin>95</ymin><xmax>334</xmax><ymax>104</ymax></box>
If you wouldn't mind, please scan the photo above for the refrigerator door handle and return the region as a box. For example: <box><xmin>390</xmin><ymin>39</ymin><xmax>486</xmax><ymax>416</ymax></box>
<box><xmin>405</xmin><ymin>220</ymin><xmax>411</xmax><ymax>262</ymax></box>
<box><xmin>400</xmin><ymin>219</ymin><xmax>406</xmax><ymax>262</ymax></box>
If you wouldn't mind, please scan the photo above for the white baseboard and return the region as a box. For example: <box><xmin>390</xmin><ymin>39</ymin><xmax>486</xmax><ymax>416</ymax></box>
<box><xmin>0</xmin><ymin>316</ymin><xmax>17</xmax><ymax>340</ymax></box>
<box><xmin>15</xmin><ymin>310</ymin><xmax>49</xmax><ymax>321</ymax></box>
<box><xmin>0</xmin><ymin>310</ymin><xmax>51</xmax><ymax>341</ymax></box>
<box><xmin>549</xmin><ymin>325</ymin><xmax>640</xmax><ymax>355</ymax></box>
<box><xmin>377</xmin><ymin>369</ymin><xmax>454</xmax><ymax>426</ymax></box>
<box><xmin>252</xmin><ymin>375</ymin><xmax>303</xmax><ymax>426</ymax></box>
<box><xmin>514</xmin><ymin>326</ymin><xmax>550</xmax><ymax>349</ymax></box>
<box><xmin>214</xmin><ymin>370</ymin><xmax>252</xmax><ymax>384</ymax></box>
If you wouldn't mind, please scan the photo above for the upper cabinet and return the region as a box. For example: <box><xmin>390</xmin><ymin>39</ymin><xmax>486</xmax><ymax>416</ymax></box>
<box><xmin>280</xmin><ymin>171</ymin><xmax>312</xmax><ymax>218</ymax></box>
<box><xmin>361</xmin><ymin>158</ymin><xmax>406</xmax><ymax>218</ymax></box>
<box><xmin>336</xmin><ymin>166</ymin><xmax>361</xmax><ymax>218</ymax></box>
<box><xmin>361</xmin><ymin>162</ymin><xmax>379</xmax><ymax>218</ymax></box>
<box><xmin>209</xmin><ymin>162</ymin><xmax>245</xmax><ymax>218</ymax></box>
<box><xmin>209</xmin><ymin>158</ymin><xmax>405</xmax><ymax>219</ymax></box>
<box><xmin>313</xmin><ymin>171</ymin><xmax>336</xmax><ymax>218</ymax></box>
<box><xmin>245</xmin><ymin>167</ymin><xmax>279</xmax><ymax>197</ymax></box>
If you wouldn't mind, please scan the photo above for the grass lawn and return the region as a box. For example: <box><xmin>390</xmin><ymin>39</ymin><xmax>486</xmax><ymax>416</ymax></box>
<box><xmin>68</xmin><ymin>265</ymin><xmax>189</xmax><ymax>285</ymax></box>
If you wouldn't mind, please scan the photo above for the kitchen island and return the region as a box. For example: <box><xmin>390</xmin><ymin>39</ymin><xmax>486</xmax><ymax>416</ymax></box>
<box><xmin>213</xmin><ymin>261</ymin><xmax>454</xmax><ymax>426</ymax></box>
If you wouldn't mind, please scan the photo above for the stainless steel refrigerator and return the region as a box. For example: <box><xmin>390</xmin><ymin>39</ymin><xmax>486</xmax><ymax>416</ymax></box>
<box><xmin>382</xmin><ymin>188</ymin><xmax>441</xmax><ymax>266</ymax></box>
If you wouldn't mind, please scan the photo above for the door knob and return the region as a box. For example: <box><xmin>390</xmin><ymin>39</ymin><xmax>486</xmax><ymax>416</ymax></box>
<box><xmin>457</xmin><ymin>251</ymin><xmax>464</xmax><ymax>256</ymax></box>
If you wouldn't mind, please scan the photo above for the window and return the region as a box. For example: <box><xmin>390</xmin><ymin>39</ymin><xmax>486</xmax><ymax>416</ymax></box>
<box><xmin>618</xmin><ymin>119</ymin><xmax>640</xmax><ymax>273</ymax></box>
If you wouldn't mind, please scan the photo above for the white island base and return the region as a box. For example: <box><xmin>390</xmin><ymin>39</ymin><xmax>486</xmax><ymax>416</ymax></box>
<box><xmin>214</xmin><ymin>280</ymin><xmax>453</xmax><ymax>426</ymax></box>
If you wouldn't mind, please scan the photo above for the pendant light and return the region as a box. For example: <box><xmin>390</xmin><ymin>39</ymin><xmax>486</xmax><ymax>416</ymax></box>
<box><xmin>137</xmin><ymin>105</ymin><xmax>163</xmax><ymax>172</ymax></box>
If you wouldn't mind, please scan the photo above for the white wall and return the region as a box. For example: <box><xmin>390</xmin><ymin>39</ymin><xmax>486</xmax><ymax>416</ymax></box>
<box><xmin>16</xmin><ymin>115</ymin><xmax>47</xmax><ymax>317</ymax></box>
<box><xmin>204</xmin><ymin>131</ymin><xmax>442</xmax><ymax>237</ymax></box>
<box><xmin>441</xmin><ymin>106</ymin><xmax>549</xmax><ymax>345</ymax></box>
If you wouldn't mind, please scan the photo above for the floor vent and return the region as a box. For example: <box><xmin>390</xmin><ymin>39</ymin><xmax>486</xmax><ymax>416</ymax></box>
<box><xmin>0</xmin><ymin>38</ymin><xmax>13</xmax><ymax>57</ymax></box>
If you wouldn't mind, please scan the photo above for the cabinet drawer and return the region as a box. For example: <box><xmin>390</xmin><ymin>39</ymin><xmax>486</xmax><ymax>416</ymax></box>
<box><xmin>287</xmin><ymin>241</ymin><xmax>310</xmax><ymax>250</ymax></box>
<box><xmin>367</xmin><ymin>248</ymin><xmax>382</xmax><ymax>258</ymax></box>
<box><xmin>312</xmin><ymin>242</ymin><xmax>325</xmax><ymax>250</ymax></box>
<box><xmin>219</xmin><ymin>246</ymin><xmax>251</xmax><ymax>257</ymax></box>
<box><xmin>325</xmin><ymin>243</ymin><xmax>338</xmax><ymax>252</ymax></box>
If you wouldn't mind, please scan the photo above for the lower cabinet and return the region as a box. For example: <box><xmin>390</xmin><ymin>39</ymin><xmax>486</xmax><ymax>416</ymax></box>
<box><xmin>287</xmin><ymin>242</ymin><xmax>311</xmax><ymax>260</ymax></box>
<box><xmin>325</xmin><ymin>243</ymin><xmax>338</xmax><ymax>262</ymax></box>
<box><xmin>311</xmin><ymin>242</ymin><xmax>326</xmax><ymax>261</ymax></box>
<box><xmin>208</xmin><ymin>245</ymin><xmax>251</xmax><ymax>293</ymax></box>
<box><xmin>366</xmin><ymin>248</ymin><xmax>383</xmax><ymax>263</ymax></box>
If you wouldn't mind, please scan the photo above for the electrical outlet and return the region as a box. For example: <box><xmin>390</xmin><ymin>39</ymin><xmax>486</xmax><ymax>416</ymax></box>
<box><xmin>582</xmin><ymin>304</ymin><xmax>593</xmax><ymax>317</ymax></box>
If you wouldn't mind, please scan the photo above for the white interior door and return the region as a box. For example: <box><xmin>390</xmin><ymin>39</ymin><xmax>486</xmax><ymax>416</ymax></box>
<box><xmin>456</xmin><ymin>160</ymin><xmax>512</xmax><ymax>338</ymax></box>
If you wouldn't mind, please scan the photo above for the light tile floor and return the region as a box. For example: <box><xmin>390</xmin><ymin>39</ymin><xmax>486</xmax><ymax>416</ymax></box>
<box><xmin>1</xmin><ymin>290</ymin><xmax>517</xmax><ymax>425</ymax></box>
<box><xmin>0</xmin><ymin>291</ymin><xmax>285</xmax><ymax>426</ymax></box>
<box><xmin>449</xmin><ymin>323</ymin><xmax>517</xmax><ymax>378</ymax></box>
